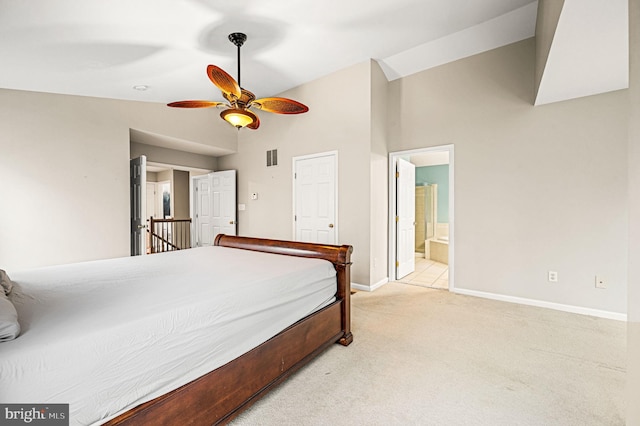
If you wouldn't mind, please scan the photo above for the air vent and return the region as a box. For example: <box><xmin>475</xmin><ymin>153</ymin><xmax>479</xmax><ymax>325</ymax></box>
<box><xmin>266</xmin><ymin>149</ymin><xmax>278</xmax><ymax>167</ymax></box>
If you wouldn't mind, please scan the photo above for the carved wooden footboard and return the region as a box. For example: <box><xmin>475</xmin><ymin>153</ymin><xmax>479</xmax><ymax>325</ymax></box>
<box><xmin>105</xmin><ymin>235</ymin><xmax>353</xmax><ymax>425</ymax></box>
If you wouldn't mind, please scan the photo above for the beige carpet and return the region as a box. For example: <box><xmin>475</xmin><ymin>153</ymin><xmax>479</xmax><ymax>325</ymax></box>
<box><xmin>231</xmin><ymin>282</ymin><xmax>626</xmax><ymax>425</ymax></box>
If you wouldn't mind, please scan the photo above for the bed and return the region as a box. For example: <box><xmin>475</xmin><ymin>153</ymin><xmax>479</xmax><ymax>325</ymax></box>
<box><xmin>0</xmin><ymin>234</ymin><xmax>353</xmax><ymax>425</ymax></box>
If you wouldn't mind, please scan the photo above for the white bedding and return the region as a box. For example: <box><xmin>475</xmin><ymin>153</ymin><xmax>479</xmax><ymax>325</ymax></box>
<box><xmin>0</xmin><ymin>246</ymin><xmax>337</xmax><ymax>425</ymax></box>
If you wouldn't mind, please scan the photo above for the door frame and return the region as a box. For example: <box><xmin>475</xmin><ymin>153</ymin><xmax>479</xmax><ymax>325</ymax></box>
<box><xmin>292</xmin><ymin>150</ymin><xmax>338</xmax><ymax>243</ymax></box>
<box><xmin>388</xmin><ymin>145</ymin><xmax>455</xmax><ymax>290</ymax></box>
<box><xmin>190</xmin><ymin>174</ymin><xmax>208</xmax><ymax>247</ymax></box>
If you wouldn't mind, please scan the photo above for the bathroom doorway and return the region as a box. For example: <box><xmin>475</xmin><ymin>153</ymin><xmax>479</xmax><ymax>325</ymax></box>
<box><xmin>389</xmin><ymin>145</ymin><xmax>454</xmax><ymax>290</ymax></box>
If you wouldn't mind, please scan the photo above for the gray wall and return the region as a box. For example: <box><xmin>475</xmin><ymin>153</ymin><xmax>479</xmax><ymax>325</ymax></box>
<box><xmin>216</xmin><ymin>59</ymin><xmax>390</xmax><ymax>287</ymax></box>
<box><xmin>370</xmin><ymin>60</ymin><xmax>390</xmax><ymax>287</ymax></box>
<box><xmin>0</xmin><ymin>88</ymin><xmax>235</xmax><ymax>271</ymax></box>
<box><xmin>388</xmin><ymin>38</ymin><xmax>628</xmax><ymax>315</ymax></box>
<box><xmin>173</xmin><ymin>170</ymin><xmax>190</xmax><ymax>220</ymax></box>
<box><xmin>130</xmin><ymin>141</ymin><xmax>217</xmax><ymax>171</ymax></box>
<box><xmin>217</xmin><ymin>61</ymin><xmax>375</xmax><ymax>286</ymax></box>
<box><xmin>627</xmin><ymin>0</ymin><xmax>639</xmax><ymax>423</ymax></box>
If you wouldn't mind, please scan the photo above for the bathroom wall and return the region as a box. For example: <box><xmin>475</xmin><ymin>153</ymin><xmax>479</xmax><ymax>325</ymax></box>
<box><xmin>416</xmin><ymin>164</ymin><xmax>449</xmax><ymax>238</ymax></box>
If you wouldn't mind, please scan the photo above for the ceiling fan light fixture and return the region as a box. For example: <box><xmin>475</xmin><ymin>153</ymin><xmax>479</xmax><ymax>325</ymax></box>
<box><xmin>220</xmin><ymin>108</ymin><xmax>256</xmax><ymax>128</ymax></box>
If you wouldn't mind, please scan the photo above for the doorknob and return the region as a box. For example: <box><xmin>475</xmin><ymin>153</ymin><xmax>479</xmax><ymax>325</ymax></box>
<box><xmin>328</xmin><ymin>224</ymin><xmax>334</xmax><ymax>228</ymax></box>
<box><xmin>137</xmin><ymin>224</ymin><xmax>147</xmax><ymax>229</ymax></box>
<box><xmin>229</xmin><ymin>220</ymin><xmax>235</xmax><ymax>225</ymax></box>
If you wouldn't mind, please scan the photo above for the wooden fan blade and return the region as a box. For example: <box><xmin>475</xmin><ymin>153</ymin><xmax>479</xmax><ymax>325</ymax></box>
<box><xmin>251</xmin><ymin>97</ymin><xmax>309</xmax><ymax>114</ymax></box>
<box><xmin>247</xmin><ymin>114</ymin><xmax>260</xmax><ymax>130</ymax></box>
<box><xmin>167</xmin><ymin>100</ymin><xmax>224</xmax><ymax>108</ymax></box>
<box><xmin>207</xmin><ymin>65</ymin><xmax>241</xmax><ymax>99</ymax></box>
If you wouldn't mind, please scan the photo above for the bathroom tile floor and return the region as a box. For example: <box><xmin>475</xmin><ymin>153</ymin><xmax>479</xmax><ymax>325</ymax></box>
<box><xmin>396</xmin><ymin>254</ymin><xmax>448</xmax><ymax>290</ymax></box>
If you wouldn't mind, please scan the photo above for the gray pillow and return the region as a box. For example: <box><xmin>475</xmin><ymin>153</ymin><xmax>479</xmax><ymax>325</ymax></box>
<box><xmin>0</xmin><ymin>269</ymin><xmax>13</xmax><ymax>295</ymax></box>
<box><xmin>0</xmin><ymin>291</ymin><xmax>20</xmax><ymax>341</ymax></box>
<box><xmin>0</xmin><ymin>270</ymin><xmax>20</xmax><ymax>341</ymax></box>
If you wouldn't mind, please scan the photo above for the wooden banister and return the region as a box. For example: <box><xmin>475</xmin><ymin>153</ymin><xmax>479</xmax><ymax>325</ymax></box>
<box><xmin>149</xmin><ymin>217</ymin><xmax>192</xmax><ymax>253</ymax></box>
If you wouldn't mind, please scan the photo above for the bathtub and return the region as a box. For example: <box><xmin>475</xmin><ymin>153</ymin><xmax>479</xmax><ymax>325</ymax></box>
<box><xmin>425</xmin><ymin>237</ymin><xmax>448</xmax><ymax>264</ymax></box>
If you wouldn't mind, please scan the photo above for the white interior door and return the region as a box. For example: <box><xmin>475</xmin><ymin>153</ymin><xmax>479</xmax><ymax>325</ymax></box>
<box><xmin>396</xmin><ymin>158</ymin><xmax>415</xmax><ymax>279</ymax></box>
<box><xmin>294</xmin><ymin>152</ymin><xmax>337</xmax><ymax>244</ymax></box>
<box><xmin>130</xmin><ymin>156</ymin><xmax>147</xmax><ymax>256</ymax></box>
<box><xmin>211</xmin><ymin>170</ymin><xmax>237</xmax><ymax>238</ymax></box>
<box><xmin>193</xmin><ymin>175</ymin><xmax>213</xmax><ymax>246</ymax></box>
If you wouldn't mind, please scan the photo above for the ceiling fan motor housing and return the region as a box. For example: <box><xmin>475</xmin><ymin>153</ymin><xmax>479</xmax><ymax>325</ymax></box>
<box><xmin>228</xmin><ymin>32</ymin><xmax>247</xmax><ymax>47</ymax></box>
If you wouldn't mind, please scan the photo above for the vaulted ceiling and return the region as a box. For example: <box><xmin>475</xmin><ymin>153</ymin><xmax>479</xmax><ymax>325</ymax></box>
<box><xmin>0</xmin><ymin>0</ymin><xmax>628</xmax><ymax>107</ymax></box>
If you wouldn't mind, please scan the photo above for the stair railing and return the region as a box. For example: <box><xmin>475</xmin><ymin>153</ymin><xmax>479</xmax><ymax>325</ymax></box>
<box><xmin>148</xmin><ymin>217</ymin><xmax>192</xmax><ymax>253</ymax></box>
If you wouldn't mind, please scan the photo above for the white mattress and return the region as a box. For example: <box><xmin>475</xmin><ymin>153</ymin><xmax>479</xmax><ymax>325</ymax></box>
<box><xmin>0</xmin><ymin>246</ymin><xmax>337</xmax><ymax>425</ymax></box>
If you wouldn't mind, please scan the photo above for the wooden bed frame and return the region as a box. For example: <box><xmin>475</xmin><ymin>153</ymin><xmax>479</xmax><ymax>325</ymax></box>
<box><xmin>105</xmin><ymin>234</ymin><xmax>353</xmax><ymax>425</ymax></box>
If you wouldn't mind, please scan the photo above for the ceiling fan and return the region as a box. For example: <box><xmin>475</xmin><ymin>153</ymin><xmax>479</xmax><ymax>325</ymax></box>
<box><xmin>167</xmin><ymin>32</ymin><xmax>308</xmax><ymax>130</ymax></box>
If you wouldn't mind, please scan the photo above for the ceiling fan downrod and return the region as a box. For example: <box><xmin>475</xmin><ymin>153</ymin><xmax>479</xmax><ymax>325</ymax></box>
<box><xmin>228</xmin><ymin>32</ymin><xmax>247</xmax><ymax>88</ymax></box>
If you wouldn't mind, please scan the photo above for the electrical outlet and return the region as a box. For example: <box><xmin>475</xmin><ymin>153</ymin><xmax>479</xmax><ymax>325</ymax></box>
<box><xmin>548</xmin><ymin>271</ymin><xmax>558</xmax><ymax>282</ymax></box>
<box><xmin>595</xmin><ymin>275</ymin><xmax>607</xmax><ymax>289</ymax></box>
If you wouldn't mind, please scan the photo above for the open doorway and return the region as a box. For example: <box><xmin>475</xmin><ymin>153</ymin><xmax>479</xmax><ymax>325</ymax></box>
<box><xmin>134</xmin><ymin>161</ymin><xmax>212</xmax><ymax>254</ymax></box>
<box><xmin>389</xmin><ymin>145</ymin><xmax>454</xmax><ymax>290</ymax></box>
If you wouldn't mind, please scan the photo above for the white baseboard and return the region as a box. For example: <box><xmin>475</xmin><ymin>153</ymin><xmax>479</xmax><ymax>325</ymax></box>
<box><xmin>452</xmin><ymin>288</ymin><xmax>627</xmax><ymax>321</ymax></box>
<box><xmin>351</xmin><ymin>277</ymin><xmax>388</xmax><ymax>292</ymax></box>
<box><xmin>350</xmin><ymin>282</ymin><xmax>369</xmax><ymax>291</ymax></box>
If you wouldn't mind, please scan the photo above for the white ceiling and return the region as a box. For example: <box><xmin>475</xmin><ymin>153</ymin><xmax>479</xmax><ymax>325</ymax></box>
<box><xmin>0</xmin><ymin>0</ymin><xmax>629</xmax><ymax>134</ymax></box>
<box><xmin>0</xmin><ymin>0</ymin><xmax>539</xmax><ymax>104</ymax></box>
